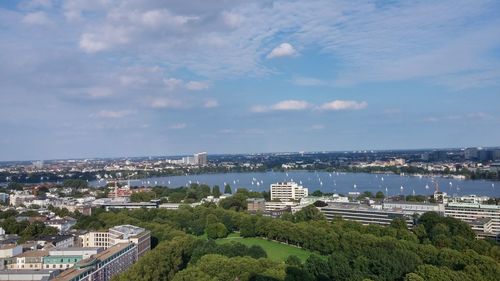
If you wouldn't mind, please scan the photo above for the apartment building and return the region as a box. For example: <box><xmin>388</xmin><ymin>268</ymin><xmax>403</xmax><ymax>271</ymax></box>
<box><xmin>270</xmin><ymin>182</ymin><xmax>308</xmax><ymax>201</ymax></box>
<box><xmin>444</xmin><ymin>202</ymin><xmax>500</xmax><ymax>240</ymax></box>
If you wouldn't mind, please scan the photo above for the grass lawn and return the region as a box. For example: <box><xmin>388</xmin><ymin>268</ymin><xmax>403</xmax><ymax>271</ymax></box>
<box><xmin>216</xmin><ymin>233</ymin><xmax>313</xmax><ymax>262</ymax></box>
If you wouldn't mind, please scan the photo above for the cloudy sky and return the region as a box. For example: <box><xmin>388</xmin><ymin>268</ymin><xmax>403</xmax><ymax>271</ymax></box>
<box><xmin>1</xmin><ymin>0</ymin><xmax>499</xmax><ymax>160</ymax></box>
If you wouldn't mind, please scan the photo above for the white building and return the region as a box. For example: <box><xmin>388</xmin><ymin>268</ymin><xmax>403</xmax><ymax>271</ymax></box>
<box><xmin>194</xmin><ymin>152</ymin><xmax>208</xmax><ymax>165</ymax></box>
<box><xmin>382</xmin><ymin>202</ymin><xmax>445</xmax><ymax>215</ymax></box>
<box><xmin>0</xmin><ymin>244</ymin><xmax>22</xmax><ymax>259</ymax></box>
<box><xmin>270</xmin><ymin>182</ymin><xmax>308</xmax><ymax>201</ymax></box>
<box><xmin>444</xmin><ymin>203</ymin><xmax>500</xmax><ymax>236</ymax></box>
<box><xmin>80</xmin><ymin>225</ymin><xmax>150</xmax><ymax>258</ymax></box>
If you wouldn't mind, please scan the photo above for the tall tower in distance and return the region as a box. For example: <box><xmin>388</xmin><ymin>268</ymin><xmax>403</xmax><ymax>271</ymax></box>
<box><xmin>194</xmin><ymin>152</ymin><xmax>208</xmax><ymax>166</ymax></box>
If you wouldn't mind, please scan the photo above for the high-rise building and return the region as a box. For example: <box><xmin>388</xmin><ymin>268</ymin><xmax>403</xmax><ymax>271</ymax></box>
<box><xmin>270</xmin><ymin>182</ymin><xmax>308</xmax><ymax>201</ymax></box>
<box><xmin>464</xmin><ymin>147</ymin><xmax>478</xmax><ymax>160</ymax></box>
<box><xmin>194</xmin><ymin>152</ymin><xmax>207</xmax><ymax>165</ymax></box>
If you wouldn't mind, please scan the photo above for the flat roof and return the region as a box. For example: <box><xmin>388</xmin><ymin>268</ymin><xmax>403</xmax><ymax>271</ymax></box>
<box><xmin>16</xmin><ymin>250</ymin><xmax>49</xmax><ymax>258</ymax></box>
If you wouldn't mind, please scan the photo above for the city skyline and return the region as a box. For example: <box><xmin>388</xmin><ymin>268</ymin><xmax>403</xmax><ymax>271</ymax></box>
<box><xmin>1</xmin><ymin>0</ymin><xmax>500</xmax><ymax>161</ymax></box>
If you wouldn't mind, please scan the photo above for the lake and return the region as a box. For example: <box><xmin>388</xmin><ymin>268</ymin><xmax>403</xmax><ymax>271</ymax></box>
<box><xmin>92</xmin><ymin>171</ymin><xmax>500</xmax><ymax>197</ymax></box>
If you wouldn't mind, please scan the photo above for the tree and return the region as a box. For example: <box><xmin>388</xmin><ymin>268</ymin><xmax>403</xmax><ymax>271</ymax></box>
<box><xmin>285</xmin><ymin>255</ymin><xmax>302</xmax><ymax>267</ymax></box>
<box><xmin>224</xmin><ymin>184</ymin><xmax>232</xmax><ymax>194</ymax></box>
<box><xmin>8</xmin><ymin>182</ymin><xmax>24</xmax><ymax>191</ymax></box>
<box><xmin>212</xmin><ymin>185</ymin><xmax>221</xmax><ymax>198</ymax></box>
<box><xmin>206</xmin><ymin>223</ymin><xmax>228</xmax><ymax>239</ymax></box>
<box><xmin>390</xmin><ymin>217</ymin><xmax>408</xmax><ymax>230</ymax></box>
<box><xmin>293</xmin><ymin>205</ymin><xmax>325</xmax><ymax>222</ymax></box>
<box><xmin>375</xmin><ymin>191</ymin><xmax>385</xmax><ymax>199</ymax></box>
<box><xmin>311</xmin><ymin>190</ymin><xmax>323</xmax><ymax>197</ymax></box>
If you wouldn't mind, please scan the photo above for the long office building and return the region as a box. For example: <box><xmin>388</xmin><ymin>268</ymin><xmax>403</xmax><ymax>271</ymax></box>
<box><xmin>319</xmin><ymin>202</ymin><xmax>414</xmax><ymax>228</ymax></box>
<box><xmin>444</xmin><ymin>202</ymin><xmax>500</xmax><ymax>240</ymax></box>
<box><xmin>270</xmin><ymin>182</ymin><xmax>308</xmax><ymax>201</ymax></box>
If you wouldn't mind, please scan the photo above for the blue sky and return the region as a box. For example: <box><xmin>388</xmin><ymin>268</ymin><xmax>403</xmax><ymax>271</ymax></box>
<box><xmin>1</xmin><ymin>0</ymin><xmax>499</xmax><ymax>160</ymax></box>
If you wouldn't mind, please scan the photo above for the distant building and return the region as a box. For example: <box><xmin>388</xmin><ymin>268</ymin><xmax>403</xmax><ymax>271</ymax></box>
<box><xmin>45</xmin><ymin>217</ymin><xmax>77</xmax><ymax>234</ymax></box>
<box><xmin>318</xmin><ymin>202</ymin><xmax>414</xmax><ymax>228</ymax></box>
<box><xmin>382</xmin><ymin>202</ymin><xmax>444</xmax><ymax>215</ymax></box>
<box><xmin>0</xmin><ymin>193</ymin><xmax>9</xmax><ymax>203</ymax></box>
<box><xmin>0</xmin><ymin>269</ymin><xmax>59</xmax><ymax>281</ymax></box>
<box><xmin>464</xmin><ymin>147</ymin><xmax>479</xmax><ymax>160</ymax></box>
<box><xmin>270</xmin><ymin>182</ymin><xmax>308</xmax><ymax>201</ymax></box>
<box><xmin>247</xmin><ymin>198</ymin><xmax>266</xmax><ymax>213</ymax></box>
<box><xmin>194</xmin><ymin>152</ymin><xmax>208</xmax><ymax>165</ymax></box>
<box><xmin>444</xmin><ymin>202</ymin><xmax>500</xmax><ymax>238</ymax></box>
<box><xmin>0</xmin><ymin>244</ymin><xmax>22</xmax><ymax>259</ymax></box>
<box><xmin>37</xmin><ymin>235</ymin><xmax>74</xmax><ymax>249</ymax></box>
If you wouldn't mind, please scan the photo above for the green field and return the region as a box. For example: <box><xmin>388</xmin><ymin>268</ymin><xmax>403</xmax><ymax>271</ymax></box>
<box><xmin>216</xmin><ymin>233</ymin><xmax>313</xmax><ymax>262</ymax></box>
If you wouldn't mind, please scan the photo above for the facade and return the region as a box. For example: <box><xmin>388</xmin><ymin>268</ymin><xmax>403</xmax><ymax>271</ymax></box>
<box><xmin>53</xmin><ymin>243</ymin><xmax>137</xmax><ymax>281</ymax></box>
<box><xmin>194</xmin><ymin>152</ymin><xmax>208</xmax><ymax>165</ymax></box>
<box><xmin>270</xmin><ymin>182</ymin><xmax>308</xmax><ymax>201</ymax></box>
<box><xmin>37</xmin><ymin>235</ymin><xmax>74</xmax><ymax>249</ymax></box>
<box><xmin>99</xmin><ymin>202</ymin><xmax>158</xmax><ymax>211</ymax></box>
<box><xmin>45</xmin><ymin>218</ymin><xmax>77</xmax><ymax>234</ymax></box>
<box><xmin>0</xmin><ymin>244</ymin><xmax>22</xmax><ymax>259</ymax></box>
<box><xmin>247</xmin><ymin>198</ymin><xmax>266</xmax><ymax>213</ymax></box>
<box><xmin>444</xmin><ymin>202</ymin><xmax>500</xmax><ymax>239</ymax></box>
<box><xmin>80</xmin><ymin>225</ymin><xmax>150</xmax><ymax>258</ymax></box>
<box><xmin>51</xmin><ymin>243</ymin><xmax>137</xmax><ymax>281</ymax></box>
<box><xmin>319</xmin><ymin>203</ymin><xmax>414</xmax><ymax>228</ymax></box>
<box><xmin>0</xmin><ymin>269</ymin><xmax>59</xmax><ymax>281</ymax></box>
<box><xmin>80</xmin><ymin>232</ymin><xmax>110</xmax><ymax>248</ymax></box>
<box><xmin>382</xmin><ymin>202</ymin><xmax>444</xmax><ymax>215</ymax></box>
<box><xmin>6</xmin><ymin>250</ymin><xmax>48</xmax><ymax>270</ymax></box>
<box><xmin>42</xmin><ymin>248</ymin><xmax>102</xmax><ymax>271</ymax></box>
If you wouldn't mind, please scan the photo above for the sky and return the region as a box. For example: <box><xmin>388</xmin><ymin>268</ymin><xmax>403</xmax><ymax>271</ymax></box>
<box><xmin>0</xmin><ymin>0</ymin><xmax>499</xmax><ymax>161</ymax></box>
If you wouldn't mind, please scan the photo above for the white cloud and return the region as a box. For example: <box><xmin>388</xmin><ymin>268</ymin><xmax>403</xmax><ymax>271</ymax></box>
<box><xmin>140</xmin><ymin>9</ymin><xmax>198</xmax><ymax>28</ymax></box>
<box><xmin>318</xmin><ymin>100</ymin><xmax>368</xmax><ymax>111</ymax></box>
<box><xmin>22</xmin><ymin>12</ymin><xmax>51</xmax><ymax>25</ymax></box>
<box><xmin>79</xmin><ymin>27</ymin><xmax>129</xmax><ymax>53</ymax></box>
<box><xmin>292</xmin><ymin>77</ymin><xmax>326</xmax><ymax>86</ymax></box>
<box><xmin>186</xmin><ymin>81</ymin><xmax>210</xmax><ymax>91</ymax></box>
<box><xmin>150</xmin><ymin>98</ymin><xmax>183</xmax><ymax>109</ymax></box>
<box><xmin>163</xmin><ymin>78</ymin><xmax>183</xmax><ymax>91</ymax></box>
<box><xmin>221</xmin><ymin>11</ymin><xmax>244</xmax><ymax>28</ymax></box>
<box><xmin>252</xmin><ymin>100</ymin><xmax>311</xmax><ymax>112</ymax></box>
<box><xmin>204</xmin><ymin>99</ymin><xmax>219</xmax><ymax>108</ymax></box>
<box><xmin>87</xmin><ymin>87</ymin><xmax>113</xmax><ymax>99</ymax></box>
<box><xmin>169</xmin><ymin>123</ymin><xmax>187</xmax><ymax>129</ymax></box>
<box><xmin>311</xmin><ymin>124</ymin><xmax>325</xmax><ymax>130</ymax></box>
<box><xmin>93</xmin><ymin>110</ymin><xmax>134</xmax><ymax>118</ymax></box>
<box><xmin>267</xmin><ymin>43</ymin><xmax>297</xmax><ymax>59</ymax></box>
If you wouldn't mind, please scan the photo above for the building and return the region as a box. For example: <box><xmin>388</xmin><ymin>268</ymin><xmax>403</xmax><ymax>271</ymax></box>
<box><xmin>42</xmin><ymin>248</ymin><xmax>102</xmax><ymax>270</ymax></box>
<box><xmin>51</xmin><ymin>243</ymin><xmax>137</xmax><ymax>281</ymax></box>
<box><xmin>0</xmin><ymin>244</ymin><xmax>22</xmax><ymax>259</ymax></box>
<box><xmin>270</xmin><ymin>182</ymin><xmax>308</xmax><ymax>201</ymax></box>
<box><xmin>194</xmin><ymin>152</ymin><xmax>208</xmax><ymax>165</ymax></box>
<box><xmin>319</xmin><ymin>203</ymin><xmax>414</xmax><ymax>228</ymax></box>
<box><xmin>45</xmin><ymin>218</ymin><xmax>77</xmax><ymax>234</ymax></box>
<box><xmin>37</xmin><ymin>235</ymin><xmax>74</xmax><ymax>249</ymax></box>
<box><xmin>6</xmin><ymin>250</ymin><xmax>48</xmax><ymax>270</ymax></box>
<box><xmin>464</xmin><ymin>147</ymin><xmax>479</xmax><ymax>160</ymax></box>
<box><xmin>0</xmin><ymin>269</ymin><xmax>60</xmax><ymax>281</ymax></box>
<box><xmin>0</xmin><ymin>193</ymin><xmax>9</xmax><ymax>204</ymax></box>
<box><xmin>247</xmin><ymin>198</ymin><xmax>266</xmax><ymax>213</ymax></box>
<box><xmin>382</xmin><ymin>202</ymin><xmax>444</xmax><ymax>215</ymax></box>
<box><xmin>444</xmin><ymin>202</ymin><xmax>500</xmax><ymax>237</ymax></box>
<box><xmin>98</xmin><ymin>202</ymin><xmax>159</xmax><ymax>211</ymax></box>
<box><xmin>80</xmin><ymin>225</ymin><xmax>150</xmax><ymax>258</ymax></box>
